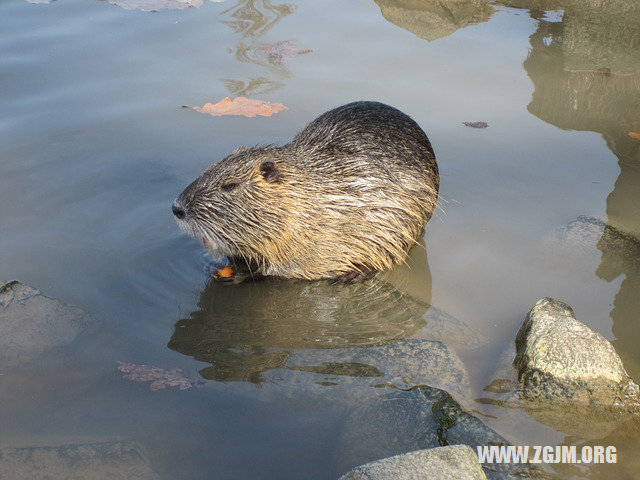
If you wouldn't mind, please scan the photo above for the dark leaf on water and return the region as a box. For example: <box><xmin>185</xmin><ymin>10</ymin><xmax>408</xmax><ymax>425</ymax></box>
<box><xmin>117</xmin><ymin>362</ymin><xmax>204</xmax><ymax>391</ymax></box>
<box><xmin>463</xmin><ymin>121</ymin><xmax>489</xmax><ymax>129</ymax></box>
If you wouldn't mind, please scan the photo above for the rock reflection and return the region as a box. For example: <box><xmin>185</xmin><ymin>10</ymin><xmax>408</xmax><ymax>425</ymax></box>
<box><xmin>513</xmin><ymin>0</ymin><xmax>640</xmax><ymax>380</ymax></box>
<box><xmin>168</xmin><ymin>244</ymin><xmax>433</xmax><ymax>383</ymax></box>
<box><xmin>373</xmin><ymin>0</ymin><xmax>494</xmax><ymax>41</ymax></box>
<box><xmin>219</xmin><ymin>0</ymin><xmax>300</xmax><ymax>96</ymax></box>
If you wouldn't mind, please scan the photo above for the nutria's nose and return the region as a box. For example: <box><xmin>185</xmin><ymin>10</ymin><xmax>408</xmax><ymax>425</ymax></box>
<box><xmin>172</xmin><ymin>201</ymin><xmax>186</xmax><ymax>220</ymax></box>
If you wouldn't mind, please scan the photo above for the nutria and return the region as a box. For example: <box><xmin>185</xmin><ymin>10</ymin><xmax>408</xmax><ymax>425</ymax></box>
<box><xmin>172</xmin><ymin>101</ymin><xmax>439</xmax><ymax>282</ymax></box>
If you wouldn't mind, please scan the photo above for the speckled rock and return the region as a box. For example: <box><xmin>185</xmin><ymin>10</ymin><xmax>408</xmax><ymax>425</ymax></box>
<box><xmin>514</xmin><ymin>298</ymin><xmax>639</xmax><ymax>410</ymax></box>
<box><xmin>478</xmin><ymin>344</ymin><xmax>632</xmax><ymax>440</ymax></box>
<box><xmin>0</xmin><ymin>280</ymin><xmax>94</xmax><ymax>369</ymax></box>
<box><xmin>339</xmin><ymin>445</ymin><xmax>487</xmax><ymax>480</ymax></box>
<box><xmin>0</xmin><ymin>441</ymin><xmax>158</xmax><ymax>480</ymax></box>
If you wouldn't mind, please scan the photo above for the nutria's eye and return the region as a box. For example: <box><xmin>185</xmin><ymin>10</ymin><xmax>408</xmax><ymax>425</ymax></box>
<box><xmin>221</xmin><ymin>182</ymin><xmax>239</xmax><ymax>192</ymax></box>
<box><xmin>260</xmin><ymin>161</ymin><xmax>280</xmax><ymax>183</ymax></box>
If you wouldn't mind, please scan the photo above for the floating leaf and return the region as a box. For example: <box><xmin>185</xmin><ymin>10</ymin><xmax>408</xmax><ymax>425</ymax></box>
<box><xmin>117</xmin><ymin>362</ymin><xmax>203</xmax><ymax>391</ymax></box>
<box><xmin>212</xmin><ymin>266</ymin><xmax>235</xmax><ymax>279</ymax></box>
<box><xmin>259</xmin><ymin>41</ymin><xmax>313</xmax><ymax>65</ymax></box>
<box><xmin>108</xmin><ymin>0</ymin><xmax>203</xmax><ymax>11</ymax></box>
<box><xmin>191</xmin><ymin>97</ymin><xmax>287</xmax><ymax>118</ymax></box>
<box><xmin>463</xmin><ymin>121</ymin><xmax>489</xmax><ymax>129</ymax></box>
<box><xmin>628</xmin><ymin>131</ymin><xmax>640</xmax><ymax>141</ymax></box>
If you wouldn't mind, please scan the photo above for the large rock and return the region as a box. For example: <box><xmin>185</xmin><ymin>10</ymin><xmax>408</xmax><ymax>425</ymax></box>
<box><xmin>478</xmin><ymin>344</ymin><xmax>633</xmax><ymax>440</ymax></box>
<box><xmin>338</xmin><ymin>445</ymin><xmax>487</xmax><ymax>480</ymax></box>
<box><xmin>514</xmin><ymin>298</ymin><xmax>639</xmax><ymax>410</ymax></box>
<box><xmin>0</xmin><ymin>441</ymin><xmax>158</xmax><ymax>480</ymax></box>
<box><xmin>337</xmin><ymin>385</ymin><xmax>544</xmax><ymax>480</ymax></box>
<box><xmin>0</xmin><ymin>280</ymin><xmax>94</xmax><ymax>369</ymax></box>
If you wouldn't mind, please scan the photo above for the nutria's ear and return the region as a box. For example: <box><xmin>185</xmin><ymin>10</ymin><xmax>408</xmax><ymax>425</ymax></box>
<box><xmin>259</xmin><ymin>161</ymin><xmax>280</xmax><ymax>183</ymax></box>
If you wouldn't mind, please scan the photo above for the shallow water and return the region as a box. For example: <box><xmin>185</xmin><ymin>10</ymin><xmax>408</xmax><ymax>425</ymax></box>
<box><xmin>1</xmin><ymin>0</ymin><xmax>639</xmax><ymax>478</ymax></box>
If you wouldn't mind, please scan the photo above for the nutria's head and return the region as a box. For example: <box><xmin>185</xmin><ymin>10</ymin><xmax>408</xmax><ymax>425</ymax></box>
<box><xmin>172</xmin><ymin>146</ymin><xmax>290</xmax><ymax>263</ymax></box>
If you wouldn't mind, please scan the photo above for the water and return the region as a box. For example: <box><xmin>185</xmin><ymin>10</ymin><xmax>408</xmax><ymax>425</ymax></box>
<box><xmin>1</xmin><ymin>0</ymin><xmax>639</xmax><ymax>478</ymax></box>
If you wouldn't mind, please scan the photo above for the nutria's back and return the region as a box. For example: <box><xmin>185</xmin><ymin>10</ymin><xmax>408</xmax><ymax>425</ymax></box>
<box><xmin>173</xmin><ymin>101</ymin><xmax>439</xmax><ymax>282</ymax></box>
<box><xmin>291</xmin><ymin>101</ymin><xmax>437</xmax><ymax>175</ymax></box>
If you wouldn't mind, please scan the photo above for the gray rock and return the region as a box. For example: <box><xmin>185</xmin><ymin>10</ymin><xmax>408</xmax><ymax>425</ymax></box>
<box><xmin>0</xmin><ymin>441</ymin><xmax>158</xmax><ymax>480</ymax></box>
<box><xmin>338</xmin><ymin>445</ymin><xmax>487</xmax><ymax>480</ymax></box>
<box><xmin>514</xmin><ymin>298</ymin><xmax>640</xmax><ymax>411</ymax></box>
<box><xmin>477</xmin><ymin>344</ymin><xmax>623</xmax><ymax>440</ymax></box>
<box><xmin>0</xmin><ymin>280</ymin><xmax>94</xmax><ymax>370</ymax></box>
<box><xmin>338</xmin><ymin>385</ymin><xmax>542</xmax><ymax>480</ymax></box>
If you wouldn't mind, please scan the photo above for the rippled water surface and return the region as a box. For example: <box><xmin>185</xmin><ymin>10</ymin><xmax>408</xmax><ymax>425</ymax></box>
<box><xmin>1</xmin><ymin>0</ymin><xmax>639</xmax><ymax>478</ymax></box>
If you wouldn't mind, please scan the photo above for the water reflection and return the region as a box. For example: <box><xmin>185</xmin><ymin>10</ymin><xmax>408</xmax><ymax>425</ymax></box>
<box><xmin>373</xmin><ymin>0</ymin><xmax>494</xmax><ymax>41</ymax></box>
<box><xmin>478</xmin><ymin>7</ymin><xmax>640</xmax><ymax>467</ymax></box>
<box><xmin>25</xmin><ymin>0</ymin><xmax>206</xmax><ymax>10</ymax></box>
<box><xmin>168</xmin><ymin>244</ymin><xmax>432</xmax><ymax>383</ymax></box>
<box><xmin>514</xmin><ymin>1</ymin><xmax>640</xmax><ymax>379</ymax></box>
<box><xmin>220</xmin><ymin>0</ymin><xmax>299</xmax><ymax>96</ymax></box>
<box><xmin>221</xmin><ymin>0</ymin><xmax>294</xmax><ymax>37</ymax></box>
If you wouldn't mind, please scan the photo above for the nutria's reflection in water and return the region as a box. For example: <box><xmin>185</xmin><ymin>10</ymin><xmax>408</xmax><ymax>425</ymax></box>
<box><xmin>168</xmin><ymin>242</ymin><xmax>432</xmax><ymax>383</ymax></box>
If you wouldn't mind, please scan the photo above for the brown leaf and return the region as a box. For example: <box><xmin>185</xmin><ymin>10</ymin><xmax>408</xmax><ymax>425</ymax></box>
<box><xmin>117</xmin><ymin>362</ymin><xmax>203</xmax><ymax>391</ymax></box>
<box><xmin>628</xmin><ymin>131</ymin><xmax>640</xmax><ymax>141</ymax></box>
<box><xmin>107</xmin><ymin>0</ymin><xmax>202</xmax><ymax>10</ymax></box>
<box><xmin>259</xmin><ymin>41</ymin><xmax>313</xmax><ymax>65</ymax></box>
<box><xmin>192</xmin><ymin>97</ymin><xmax>287</xmax><ymax>118</ymax></box>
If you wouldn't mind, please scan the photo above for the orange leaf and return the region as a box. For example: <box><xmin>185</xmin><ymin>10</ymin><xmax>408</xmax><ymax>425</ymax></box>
<box><xmin>212</xmin><ymin>266</ymin><xmax>235</xmax><ymax>279</ymax></box>
<box><xmin>192</xmin><ymin>97</ymin><xmax>287</xmax><ymax>118</ymax></box>
<box><xmin>628</xmin><ymin>131</ymin><xmax>640</xmax><ymax>141</ymax></box>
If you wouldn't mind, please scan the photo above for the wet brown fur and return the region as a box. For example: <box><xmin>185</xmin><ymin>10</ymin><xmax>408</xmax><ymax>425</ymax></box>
<box><xmin>173</xmin><ymin>101</ymin><xmax>439</xmax><ymax>281</ymax></box>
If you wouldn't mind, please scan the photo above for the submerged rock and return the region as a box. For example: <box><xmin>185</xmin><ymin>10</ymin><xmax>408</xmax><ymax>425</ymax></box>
<box><xmin>543</xmin><ymin>215</ymin><xmax>606</xmax><ymax>258</ymax></box>
<box><xmin>0</xmin><ymin>441</ymin><xmax>158</xmax><ymax>480</ymax></box>
<box><xmin>285</xmin><ymin>339</ymin><xmax>471</xmax><ymax>399</ymax></box>
<box><xmin>0</xmin><ymin>280</ymin><xmax>93</xmax><ymax>370</ymax></box>
<box><xmin>339</xmin><ymin>445</ymin><xmax>487</xmax><ymax>480</ymax></box>
<box><xmin>543</xmin><ymin>216</ymin><xmax>640</xmax><ymax>269</ymax></box>
<box><xmin>514</xmin><ymin>298</ymin><xmax>639</xmax><ymax>411</ymax></box>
